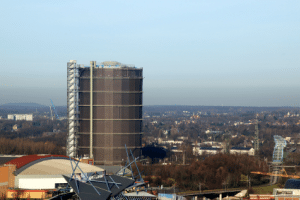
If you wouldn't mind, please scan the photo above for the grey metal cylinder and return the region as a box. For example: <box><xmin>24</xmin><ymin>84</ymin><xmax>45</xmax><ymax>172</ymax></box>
<box><xmin>78</xmin><ymin>62</ymin><xmax>143</xmax><ymax>165</ymax></box>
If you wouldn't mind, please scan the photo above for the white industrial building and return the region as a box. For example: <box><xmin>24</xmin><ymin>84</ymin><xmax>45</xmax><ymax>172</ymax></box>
<box><xmin>230</xmin><ymin>147</ymin><xmax>255</xmax><ymax>156</ymax></box>
<box><xmin>7</xmin><ymin>114</ymin><xmax>33</xmax><ymax>121</ymax></box>
<box><xmin>193</xmin><ymin>146</ymin><xmax>224</xmax><ymax>156</ymax></box>
<box><xmin>193</xmin><ymin>146</ymin><xmax>255</xmax><ymax>156</ymax></box>
<box><xmin>1</xmin><ymin>154</ymin><xmax>104</xmax><ymax>190</ymax></box>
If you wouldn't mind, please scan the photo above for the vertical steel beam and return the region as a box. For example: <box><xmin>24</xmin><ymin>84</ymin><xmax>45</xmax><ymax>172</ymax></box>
<box><xmin>90</xmin><ymin>61</ymin><xmax>95</xmax><ymax>158</ymax></box>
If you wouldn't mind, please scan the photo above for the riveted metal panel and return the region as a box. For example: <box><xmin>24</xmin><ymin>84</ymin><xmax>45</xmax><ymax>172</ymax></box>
<box><xmin>79</xmin><ymin>79</ymin><xmax>90</xmax><ymax>91</ymax></box>
<box><xmin>79</xmin><ymin>120</ymin><xmax>89</xmax><ymax>132</ymax></box>
<box><xmin>112</xmin><ymin>80</ymin><xmax>122</xmax><ymax>91</ymax></box>
<box><xmin>93</xmin><ymin>79</ymin><xmax>105</xmax><ymax>91</ymax></box>
<box><xmin>78</xmin><ymin>134</ymin><xmax>90</xmax><ymax>147</ymax></box>
<box><xmin>79</xmin><ymin>106</ymin><xmax>90</xmax><ymax>119</ymax></box>
<box><xmin>93</xmin><ymin>93</ymin><xmax>105</xmax><ymax>105</ymax></box>
<box><xmin>93</xmin><ymin>148</ymin><xmax>141</xmax><ymax>165</ymax></box>
<box><xmin>112</xmin><ymin>134</ymin><xmax>142</xmax><ymax>147</ymax></box>
<box><xmin>79</xmin><ymin>68</ymin><xmax>90</xmax><ymax>78</ymax></box>
<box><xmin>93</xmin><ymin>149</ymin><xmax>104</xmax><ymax>163</ymax></box>
<box><xmin>79</xmin><ymin>92</ymin><xmax>90</xmax><ymax>105</ymax></box>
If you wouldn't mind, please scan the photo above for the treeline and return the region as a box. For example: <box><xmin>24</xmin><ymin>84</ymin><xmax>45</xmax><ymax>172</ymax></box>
<box><xmin>0</xmin><ymin>137</ymin><xmax>64</xmax><ymax>155</ymax></box>
<box><xmin>0</xmin><ymin>119</ymin><xmax>67</xmax><ymax>138</ymax></box>
<box><xmin>134</xmin><ymin>153</ymin><xmax>268</xmax><ymax>191</ymax></box>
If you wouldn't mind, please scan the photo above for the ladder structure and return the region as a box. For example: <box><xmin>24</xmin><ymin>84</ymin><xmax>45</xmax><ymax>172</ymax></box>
<box><xmin>67</xmin><ymin>60</ymin><xmax>79</xmax><ymax>158</ymax></box>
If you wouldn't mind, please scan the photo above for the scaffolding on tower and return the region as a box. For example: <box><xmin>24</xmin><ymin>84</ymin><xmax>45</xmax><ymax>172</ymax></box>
<box><xmin>67</xmin><ymin>60</ymin><xmax>79</xmax><ymax>158</ymax></box>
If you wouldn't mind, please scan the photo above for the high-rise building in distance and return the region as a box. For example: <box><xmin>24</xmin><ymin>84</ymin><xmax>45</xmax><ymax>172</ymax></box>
<box><xmin>67</xmin><ymin>60</ymin><xmax>143</xmax><ymax>165</ymax></box>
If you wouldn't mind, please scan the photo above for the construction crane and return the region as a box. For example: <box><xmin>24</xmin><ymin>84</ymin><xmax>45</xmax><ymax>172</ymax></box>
<box><xmin>50</xmin><ymin>99</ymin><xmax>59</xmax><ymax>120</ymax></box>
<box><xmin>49</xmin><ymin>106</ymin><xmax>54</xmax><ymax>120</ymax></box>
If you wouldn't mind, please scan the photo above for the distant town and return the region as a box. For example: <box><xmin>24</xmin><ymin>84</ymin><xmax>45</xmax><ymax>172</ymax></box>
<box><xmin>1</xmin><ymin>103</ymin><xmax>300</xmax><ymax>162</ymax></box>
<box><xmin>1</xmin><ymin>103</ymin><xmax>300</xmax><ymax>197</ymax></box>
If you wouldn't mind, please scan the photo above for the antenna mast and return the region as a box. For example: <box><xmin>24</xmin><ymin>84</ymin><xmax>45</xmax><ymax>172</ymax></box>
<box><xmin>254</xmin><ymin>114</ymin><xmax>260</xmax><ymax>156</ymax></box>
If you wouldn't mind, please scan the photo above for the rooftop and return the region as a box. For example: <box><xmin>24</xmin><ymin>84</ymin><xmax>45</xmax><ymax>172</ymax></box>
<box><xmin>4</xmin><ymin>154</ymin><xmax>104</xmax><ymax>176</ymax></box>
<box><xmin>231</xmin><ymin>147</ymin><xmax>252</xmax><ymax>150</ymax></box>
<box><xmin>5</xmin><ymin>154</ymin><xmax>69</xmax><ymax>169</ymax></box>
<box><xmin>98</xmin><ymin>61</ymin><xmax>136</xmax><ymax>68</ymax></box>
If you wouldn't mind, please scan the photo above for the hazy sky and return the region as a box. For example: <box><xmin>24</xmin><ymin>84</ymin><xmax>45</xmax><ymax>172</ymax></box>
<box><xmin>0</xmin><ymin>1</ymin><xmax>299</xmax><ymax>107</ymax></box>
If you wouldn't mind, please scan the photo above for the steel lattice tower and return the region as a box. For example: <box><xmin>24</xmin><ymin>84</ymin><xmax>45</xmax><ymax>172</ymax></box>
<box><xmin>254</xmin><ymin>118</ymin><xmax>259</xmax><ymax>155</ymax></box>
<box><xmin>272</xmin><ymin>135</ymin><xmax>287</xmax><ymax>163</ymax></box>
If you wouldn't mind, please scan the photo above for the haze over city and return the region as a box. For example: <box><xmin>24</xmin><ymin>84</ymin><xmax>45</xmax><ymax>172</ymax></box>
<box><xmin>0</xmin><ymin>1</ymin><xmax>299</xmax><ymax>107</ymax></box>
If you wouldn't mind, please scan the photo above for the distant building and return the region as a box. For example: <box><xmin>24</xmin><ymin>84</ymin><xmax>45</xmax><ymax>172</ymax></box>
<box><xmin>159</xmin><ymin>140</ymin><xmax>183</xmax><ymax>145</ymax></box>
<box><xmin>273</xmin><ymin>188</ymin><xmax>300</xmax><ymax>196</ymax></box>
<box><xmin>193</xmin><ymin>147</ymin><xmax>223</xmax><ymax>156</ymax></box>
<box><xmin>7</xmin><ymin>115</ymin><xmax>14</xmax><ymax>120</ymax></box>
<box><xmin>7</xmin><ymin>114</ymin><xmax>33</xmax><ymax>121</ymax></box>
<box><xmin>230</xmin><ymin>147</ymin><xmax>254</xmax><ymax>156</ymax></box>
<box><xmin>12</xmin><ymin>124</ymin><xmax>21</xmax><ymax>131</ymax></box>
<box><xmin>199</xmin><ymin>141</ymin><xmax>223</xmax><ymax>148</ymax></box>
<box><xmin>205</xmin><ymin>130</ymin><xmax>223</xmax><ymax>134</ymax></box>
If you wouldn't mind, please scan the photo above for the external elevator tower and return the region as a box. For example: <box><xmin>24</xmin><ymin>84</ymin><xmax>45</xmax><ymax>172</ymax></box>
<box><xmin>67</xmin><ymin>60</ymin><xmax>143</xmax><ymax>165</ymax></box>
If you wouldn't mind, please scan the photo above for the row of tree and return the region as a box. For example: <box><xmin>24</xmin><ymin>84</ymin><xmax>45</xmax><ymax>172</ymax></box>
<box><xmin>0</xmin><ymin>137</ymin><xmax>64</xmax><ymax>155</ymax></box>
<box><xmin>134</xmin><ymin>153</ymin><xmax>268</xmax><ymax>191</ymax></box>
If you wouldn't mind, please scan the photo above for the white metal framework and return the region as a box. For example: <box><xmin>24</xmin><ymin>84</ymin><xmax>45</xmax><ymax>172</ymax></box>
<box><xmin>67</xmin><ymin>60</ymin><xmax>79</xmax><ymax>157</ymax></box>
<box><xmin>272</xmin><ymin>135</ymin><xmax>287</xmax><ymax>163</ymax></box>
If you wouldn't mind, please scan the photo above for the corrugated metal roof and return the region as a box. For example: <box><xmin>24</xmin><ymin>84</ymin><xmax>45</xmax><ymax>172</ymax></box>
<box><xmin>0</xmin><ymin>155</ymin><xmax>23</xmax><ymax>166</ymax></box>
<box><xmin>5</xmin><ymin>154</ymin><xmax>69</xmax><ymax>169</ymax></box>
<box><xmin>18</xmin><ymin>159</ymin><xmax>104</xmax><ymax>175</ymax></box>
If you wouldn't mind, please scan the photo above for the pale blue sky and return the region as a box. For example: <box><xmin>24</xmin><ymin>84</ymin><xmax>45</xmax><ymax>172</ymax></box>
<box><xmin>0</xmin><ymin>1</ymin><xmax>299</xmax><ymax>106</ymax></box>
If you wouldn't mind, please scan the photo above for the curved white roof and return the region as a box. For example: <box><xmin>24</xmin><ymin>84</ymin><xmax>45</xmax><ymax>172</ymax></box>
<box><xmin>18</xmin><ymin>159</ymin><xmax>104</xmax><ymax>175</ymax></box>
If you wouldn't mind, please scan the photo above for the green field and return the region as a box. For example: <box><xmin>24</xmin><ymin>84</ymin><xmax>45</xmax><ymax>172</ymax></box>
<box><xmin>252</xmin><ymin>184</ymin><xmax>281</xmax><ymax>194</ymax></box>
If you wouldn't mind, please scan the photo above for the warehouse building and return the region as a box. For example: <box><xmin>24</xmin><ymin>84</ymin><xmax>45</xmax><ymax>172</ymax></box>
<box><xmin>7</xmin><ymin>114</ymin><xmax>33</xmax><ymax>121</ymax></box>
<box><xmin>0</xmin><ymin>154</ymin><xmax>104</xmax><ymax>198</ymax></box>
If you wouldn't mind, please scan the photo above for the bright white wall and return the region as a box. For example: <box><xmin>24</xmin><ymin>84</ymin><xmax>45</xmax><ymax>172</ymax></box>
<box><xmin>18</xmin><ymin>177</ymin><xmax>67</xmax><ymax>189</ymax></box>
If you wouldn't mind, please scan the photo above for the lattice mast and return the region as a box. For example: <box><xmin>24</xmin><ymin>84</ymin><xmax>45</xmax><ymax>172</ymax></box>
<box><xmin>67</xmin><ymin>60</ymin><xmax>79</xmax><ymax>157</ymax></box>
<box><xmin>254</xmin><ymin>116</ymin><xmax>260</xmax><ymax>155</ymax></box>
<box><xmin>270</xmin><ymin>135</ymin><xmax>287</xmax><ymax>184</ymax></box>
<box><xmin>272</xmin><ymin>135</ymin><xmax>287</xmax><ymax>163</ymax></box>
